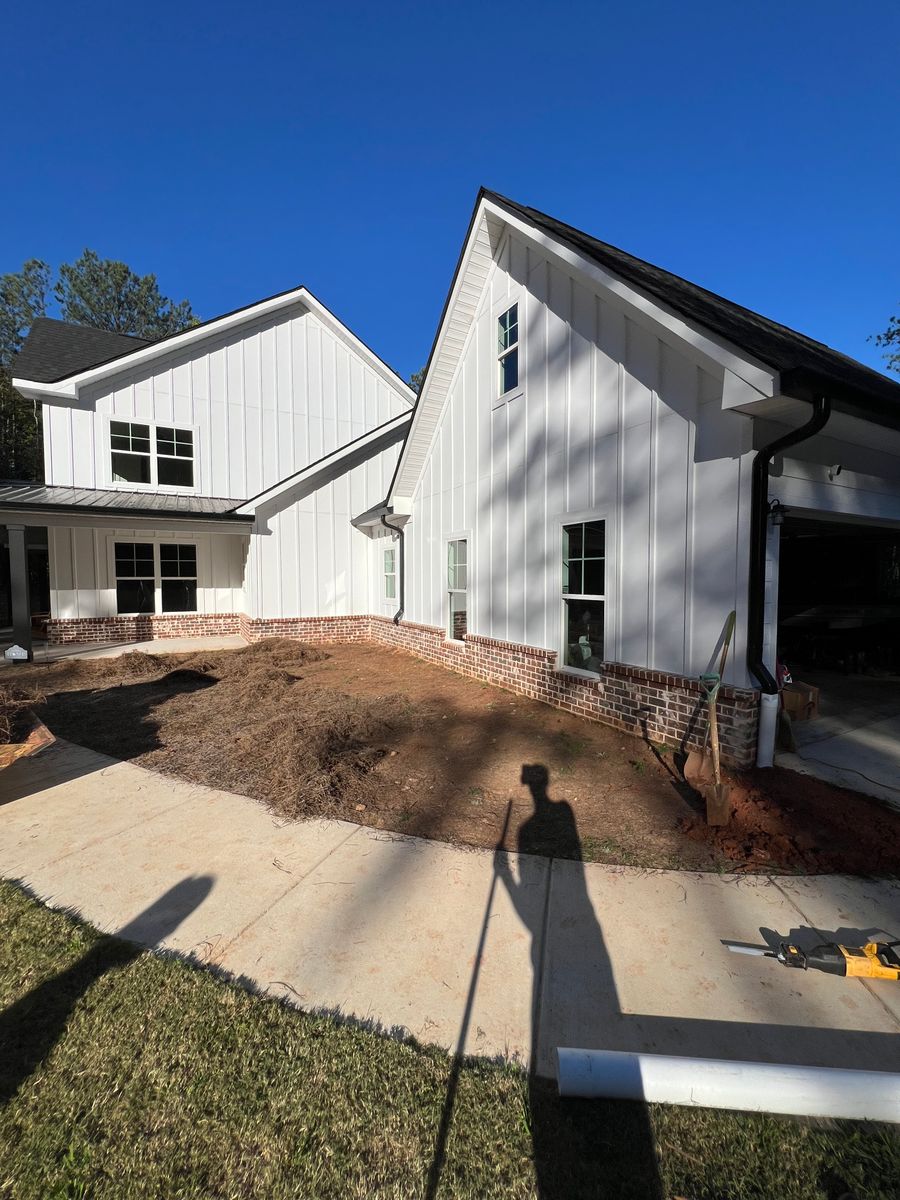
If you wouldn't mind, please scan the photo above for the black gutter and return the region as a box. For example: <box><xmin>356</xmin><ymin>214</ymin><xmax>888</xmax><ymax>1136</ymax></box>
<box><xmin>380</xmin><ymin>513</ymin><xmax>405</xmax><ymax>624</ymax></box>
<box><xmin>747</xmin><ymin>395</ymin><xmax>831</xmax><ymax>692</ymax></box>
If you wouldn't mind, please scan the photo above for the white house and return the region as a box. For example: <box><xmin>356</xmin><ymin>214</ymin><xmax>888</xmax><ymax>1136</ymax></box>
<box><xmin>353</xmin><ymin>191</ymin><xmax>900</xmax><ymax>768</ymax></box>
<box><xmin>5</xmin><ymin>190</ymin><xmax>899</xmax><ymax>770</ymax></box>
<box><xmin>3</xmin><ymin>288</ymin><xmax>413</xmax><ymax>647</ymax></box>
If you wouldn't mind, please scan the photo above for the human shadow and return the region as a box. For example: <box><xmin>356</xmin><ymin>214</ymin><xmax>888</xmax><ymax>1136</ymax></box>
<box><xmin>494</xmin><ymin>765</ymin><xmax>663</xmax><ymax>1199</ymax></box>
<box><xmin>0</xmin><ymin>874</ymin><xmax>214</xmax><ymax>1105</ymax></box>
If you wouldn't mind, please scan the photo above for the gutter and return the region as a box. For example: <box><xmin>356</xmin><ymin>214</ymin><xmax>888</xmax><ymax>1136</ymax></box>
<box><xmin>380</xmin><ymin>513</ymin><xmax>405</xmax><ymax>624</ymax></box>
<box><xmin>748</xmin><ymin>395</ymin><xmax>831</xmax><ymax>766</ymax></box>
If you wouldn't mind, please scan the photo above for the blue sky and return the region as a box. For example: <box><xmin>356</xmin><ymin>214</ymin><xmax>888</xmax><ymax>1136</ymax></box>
<box><xmin>4</xmin><ymin>1</ymin><xmax>898</xmax><ymax>382</ymax></box>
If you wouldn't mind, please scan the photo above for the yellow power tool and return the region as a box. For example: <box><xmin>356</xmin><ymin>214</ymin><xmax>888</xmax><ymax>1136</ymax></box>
<box><xmin>723</xmin><ymin>938</ymin><xmax>900</xmax><ymax>981</ymax></box>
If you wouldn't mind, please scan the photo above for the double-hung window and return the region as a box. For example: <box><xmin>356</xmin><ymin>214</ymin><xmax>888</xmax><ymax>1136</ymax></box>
<box><xmin>562</xmin><ymin>521</ymin><xmax>605</xmax><ymax>674</ymax></box>
<box><xmin>383</xmin><ymin>546</ymin><xmax>397</xmax><ymax>601</ymax></box>
<box><xmin>447</xmin><ymin>538</ymin><xmax>468</xmax><ymax>640</ymax></box>
<box><xmin>114</xmin><ymin>541</ymin><xmax>198</xmax><ymax>614</ymax></box>
<box><xmin>497</xmin><ymin>303</ymin><xmax>519</xmax><ymax>397</ymax></box>
<box><xmin>110</xmin><ymin>421</ymin><xmax>194</xmax><ymax>488</ymax></box>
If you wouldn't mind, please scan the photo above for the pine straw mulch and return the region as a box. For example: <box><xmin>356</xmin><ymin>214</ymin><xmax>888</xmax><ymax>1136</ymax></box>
<box><xmin>33</xmin><ymin>640</ymin><xmax>415</xmax><ymax>819</ymax></box>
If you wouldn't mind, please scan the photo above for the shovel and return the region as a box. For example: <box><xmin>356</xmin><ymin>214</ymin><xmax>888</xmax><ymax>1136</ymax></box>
<box><xmin>684</xmin><ymin>611</ymin><xmax>735</xmax><ymax>824</ymax></box>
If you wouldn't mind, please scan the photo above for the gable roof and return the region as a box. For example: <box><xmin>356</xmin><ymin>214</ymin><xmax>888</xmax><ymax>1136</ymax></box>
<box><xmin>483</xmin><ymin>190</ymin><xmax>900</xmax><ymax>416</ymax></box>
<box><xmin>12</xmin><ymin>286</ymin><xmax>414</xmax><ymax>406</ymax></box>
<box><xmin>389</xmin><ymin>188</ymin><xmax>900</xmax><ymax>505</ymax></box>
<box><xmin>10</xmin><ymin>317</ymin><xmax>152</xmax><ymax>383</ymax></box>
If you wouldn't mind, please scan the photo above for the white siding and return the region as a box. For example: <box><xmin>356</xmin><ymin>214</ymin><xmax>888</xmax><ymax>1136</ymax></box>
<box><xmin>402</xmin><ymin>233</ymin><xmax>756</xmax><ymax>686</ymax></box>
<box><xmin>49</xmin><ymin>526</ymin><xmax>247</xmax><ymax>618</ymax></box>
<box><xmin>42</xmin><ymin>303</ymin><xmax>409</xmax><ymax>499</ymax></box>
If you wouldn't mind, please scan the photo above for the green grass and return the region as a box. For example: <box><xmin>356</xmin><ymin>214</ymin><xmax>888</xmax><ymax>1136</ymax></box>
<box><xmin>0</xmin><ymin>881</ymin><xmax>896</xmax><ymax>1199</ymax></box>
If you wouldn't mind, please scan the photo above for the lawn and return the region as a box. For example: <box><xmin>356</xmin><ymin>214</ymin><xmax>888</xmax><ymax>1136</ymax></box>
<box><xmin>0</xmin><ymin>881</ymin><xmax>896</xmax><ymax>1200</ymax></box>
<box><xmin>7</xmin><ymin>638</ymin><xmax>900</xmax><ymax>875</ymax></box>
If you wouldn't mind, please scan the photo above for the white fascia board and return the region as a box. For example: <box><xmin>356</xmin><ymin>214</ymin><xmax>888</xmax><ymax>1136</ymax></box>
<box><xmin>13</xmin><ymin>287</ymin><xmax>414</xmax><ymax>406</ymax></box>
<box><xmin>484</xmin><ymin>199</ymin><xmax>778</xmax><ymax>397</ymax></box>
<box><xmin>236</xmin><ymin>411</ymin><xmax>411</xmax><ymax>516</ymax></box>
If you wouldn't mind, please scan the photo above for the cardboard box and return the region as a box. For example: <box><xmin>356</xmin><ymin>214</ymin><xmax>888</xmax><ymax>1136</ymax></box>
<box><xmin>781</xmin><ymin>681</ymin><xmax>820</xmax><ymax>722</ymax></box>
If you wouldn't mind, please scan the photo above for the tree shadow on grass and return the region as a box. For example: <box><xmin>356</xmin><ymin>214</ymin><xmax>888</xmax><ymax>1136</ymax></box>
<box><xmin>0</xmin><ymin>875</ymin><xmax>214</xmax><ymax>1105</ymax></box>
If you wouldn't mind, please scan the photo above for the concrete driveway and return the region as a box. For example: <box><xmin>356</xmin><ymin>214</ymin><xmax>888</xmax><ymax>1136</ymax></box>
<box><xmin>2</xmin><ymin>738</ymin><xmax>899</xmax><ymax>1078</ymax></box>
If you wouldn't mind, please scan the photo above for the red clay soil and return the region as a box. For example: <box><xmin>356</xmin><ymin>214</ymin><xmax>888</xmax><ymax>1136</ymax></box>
<box><xmin>12</xmin><ymin>639</ymin><xmax>900</xmax><ymax>876</ymax></box>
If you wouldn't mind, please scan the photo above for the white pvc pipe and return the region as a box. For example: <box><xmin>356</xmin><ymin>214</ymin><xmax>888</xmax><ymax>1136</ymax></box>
<box><xmin>756</xmin><ymin>691</ymin><xmax>779</xmax><ymax>768</ymax></box>
<box><xmin>557</xmin><ymin>1049</ymin><xmax>900</xmax><ymax>1123</ymax></box>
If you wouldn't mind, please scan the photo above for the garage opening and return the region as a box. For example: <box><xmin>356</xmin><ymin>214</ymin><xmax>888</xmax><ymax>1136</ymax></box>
<box><xmin>775</xmin><ymin>513</ymin><xmax>900</xmax><ymax>802</ymax></box>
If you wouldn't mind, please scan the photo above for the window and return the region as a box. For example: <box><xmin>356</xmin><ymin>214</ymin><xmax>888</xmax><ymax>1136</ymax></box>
<box><xmin>497</xmin><ymin>303</ymin><xmax>519</xmax><ymax>396</ymax></box>
<box><xmin>157</xmin><ymin>427</ymin><xmax>194</xmax><ymax>487</ymax></box>
<box><xmin>114</xmin><ymin>541</ymin><xmax>198</xmax><ymax>614</ymax></box>
<box><xmin>115</xmin><ymin>542</ymin><xmax>155</xmax><ymax>614</ymax></box>
<box><xmin>111</xmin><ymin>421</ymin><xmax>152</xmax><ymax>485</ymax></box>
<box><xmin>562</xmin><ymin>521</ymin><xmax>605</xmax><ymax>673</ymax></box>
<box><xmin>110</xmin><ymin>421</ymin><xmax>194</xmax><ymax>489</ymax></box>
<box><xmin>160</xmin><ymin>544</ymin><xmax>197</xmax><ymax>612</ymax></box>
<box><xmin>383</xmin><ymin>546</ymin><xmax>397</xmax><ymax>600</ymax></box>
<box><xmin>448</xmin><ymin>538</ymin><xmax>468</xmax><ymax>640</ymax></box>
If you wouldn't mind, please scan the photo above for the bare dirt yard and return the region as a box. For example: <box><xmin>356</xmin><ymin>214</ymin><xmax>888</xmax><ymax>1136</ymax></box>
<box><xmin>6</xmin><ymin>638</ymin><xmax>900</xmax><ymax>875</ymax></box>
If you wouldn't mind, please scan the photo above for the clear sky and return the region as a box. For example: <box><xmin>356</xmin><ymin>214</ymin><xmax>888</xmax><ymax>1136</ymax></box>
<box><xmin>4</xmin><ymin>1</ymin><xmax>898</xmax><ymax>383</ymax></box>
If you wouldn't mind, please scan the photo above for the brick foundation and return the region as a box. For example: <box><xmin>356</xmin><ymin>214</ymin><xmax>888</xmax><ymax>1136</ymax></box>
<box><xmin>239</xmin><ymin>613</ymin><xmax>760</xmax><ymax>768</ymax></box>
<box><xmin>46</xmin><ymin>613</ymin><xmax>243</xmax><ymax>645</ymax></box>
<box><xmin>45</xmin><ymin>611</ymin><xmax>758</xmax><ymax>765</ymax></box>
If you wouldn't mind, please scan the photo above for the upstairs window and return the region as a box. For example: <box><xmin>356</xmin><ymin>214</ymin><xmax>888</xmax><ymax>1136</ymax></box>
<box><xmin>383</xmin><ymin>546</ymin><xmax>397</xmax><ymax>601</ymax></box>
<box><xmin>110</xmin><ymin>421</ymin><xmax>152</xmax><ymax>485</ymax></box>
<box><xmin>110</xmin><ymin>421</ymin><xmax>194</xmax><ymax>489</ymax></box>
<box><xmin>497</xmin><ymin>303</ymin><xmax>519</xmax><ymax>396</ymax></box>
<box><xmin>562</xmin><ymin>520</ymin><xmax>605</xmax><ymax>674</ymax></box>
<box><xmin>447</xmin><ymin>538</ymin><xmax>468</xmax><ymax>640</ymax></box>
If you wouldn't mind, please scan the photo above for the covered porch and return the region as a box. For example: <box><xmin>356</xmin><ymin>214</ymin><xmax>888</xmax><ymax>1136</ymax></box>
<box><xmin>0</xmin><ymin>482</ymin><xmax>253</xmax><ymax>661</ymax></box>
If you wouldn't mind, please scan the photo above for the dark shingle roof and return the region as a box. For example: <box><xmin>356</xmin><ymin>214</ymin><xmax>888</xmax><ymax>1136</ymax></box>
<box><xmin>11</xmin><ymin>318</ymin><xmax>153</xmax><ymax>383</ymax></box>
<box><xmin>484</xmin><ymin>190</ymin><xmax>900</xmax><ymax>423</ymax></box>
<box><xmin>0</xmin><ymin>481</ymin><xmax>251</xmax><ymax>522</ymax></box>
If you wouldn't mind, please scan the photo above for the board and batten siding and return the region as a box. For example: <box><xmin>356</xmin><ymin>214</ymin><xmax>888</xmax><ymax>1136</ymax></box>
<box><xmin>41</xmin><ymin>302</ymin><xmax>409</xmax><ymax>500</ymax></box>
<box><xmin>246</xmin><ymin>441</ymin><xmax>403</xmax><ymax>619</ymax></box>
<box><xmin>48</xmin><ymin>526</ymin><xmax>247</xmax><ymax>619</ymax></box>
<box><xmin>402</xmin><ymin>232</ymin><xmax>756</xmax><ymax>688</ymax></box>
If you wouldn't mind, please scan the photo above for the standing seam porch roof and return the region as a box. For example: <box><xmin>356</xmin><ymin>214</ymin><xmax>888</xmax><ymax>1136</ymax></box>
<box><xmin>0</xmin><ymin>481</ymin><xmax>252</xmax><ymax>521</ymax></box>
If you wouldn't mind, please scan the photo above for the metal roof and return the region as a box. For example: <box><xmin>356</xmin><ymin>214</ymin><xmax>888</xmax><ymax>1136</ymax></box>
<box><xmin>0</xmin><ymin>481</ymin><xmax>251</xmax><ymax>522</ymax></box>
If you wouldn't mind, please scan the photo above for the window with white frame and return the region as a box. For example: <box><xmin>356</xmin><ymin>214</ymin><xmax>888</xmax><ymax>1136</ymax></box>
<box><xmin>383</xmin><ymin>545</ymin><xmax>397</xmax><ymax>601</ymax></box>
<box><xmin>497</xmin><ymin>303</ymin><xmax>519</xmax><ymax>396</ymax></box>
<box><xmin>562</xmin><ymin>521</ymin><xmax>605</xmax><ymax>673</ymax></box>
<box><xmin>110</xmin><ymin>421</ymin><xmax>194</xmax><ymax>488</ymax></box>
<box><xmin>447</xmin><ymin>538</ymin><xmax>468</xmax><ymax>640</ymax></box>
<box><xmin>114</xmin><ymin>541</ymin><xmax>198</xmax><ymax>614</ymax></box>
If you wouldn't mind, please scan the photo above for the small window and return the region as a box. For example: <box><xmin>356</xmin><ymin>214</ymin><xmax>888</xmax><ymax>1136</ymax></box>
<box><xmin>115</xmin><ymin>541</ymin><xmax>155</xmax><ymax>614</ymax></box>
<box><xmin>157</xmin><ymin>427</ymin><xmax>195</xmax><ymax>487</ymax></box>
<box><xmin>383</xmin><ymin>546</ymin><xmax>397</xmax><ymax>601</ymax></box>
<box><xmin>160</xmin><ymin>543</ymin><xmax>197</xmax><ymax>612</ymax></box>
<box><xmin>497</xmin><ymin>303</ymin><xmax>519</xmax><ymax>396</ymax></box>
<box><xmin>562</xmin><ymin>521</ymin><xmax>605</xmax><ymax>674</ymax></box>
<box><xmin>111</xmin><ymin>421</ymin><xmax>152</xmax><ymax>485</ymax></box>
<box><xmin>448</xmin><ymin>538</ymin><xmax>468</xmax><ymax>640</ymax></box>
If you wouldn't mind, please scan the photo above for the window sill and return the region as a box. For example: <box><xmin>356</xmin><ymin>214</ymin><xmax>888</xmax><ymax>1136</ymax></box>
<box><xmin>556</xmin><ymin>664</ymin><xmax>604</xmax><ymax>682</ymax></box>
<box><xmin>107</xmin><ymin>481</ymin><xmax>201</xmax><ymax>496</ymax></box>
<box><xmin>491</xmin><ymin>387</ymin><xmax>524</xmax><ymax>410</ymax></box>
<box><xmin>443</xmin><ymin>637</ymin><xmax>467</xmax><ymax>648</ymax></box>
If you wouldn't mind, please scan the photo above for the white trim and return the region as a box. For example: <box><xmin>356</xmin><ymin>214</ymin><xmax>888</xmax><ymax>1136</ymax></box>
<box><xmin>445</xmin><ymin>531</ymin><xmax>470</xmax><ymax>644</ymax></box>
<box><xmin>108</xmin><ymin>535</ymin><xmax>200</xmax><ymax>616</ymax></box>
<box><xmin>105</xmin><ymin>415</ymin><xmax>200</xmax><ymax>494</ymax></box>
<box><xmin>557</xmin><ymin>513</ymin><xmax>609</xmax><ymax>676</ymax></box>
<box><xmin>237</xmin><ymin>411</ymin><xmax>411</xmax><ymax>516</ymax></box>
<box><xmin>13</xmin><ymin>287</ymin><xmax>416</xmax><ymax>407</ymax></box>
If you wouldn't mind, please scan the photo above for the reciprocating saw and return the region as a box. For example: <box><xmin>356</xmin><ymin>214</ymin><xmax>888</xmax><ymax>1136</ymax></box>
<box><xmin>723</xmin><ymin>938</ymin><xmax>900</xmax><ymax>981</ymax></box>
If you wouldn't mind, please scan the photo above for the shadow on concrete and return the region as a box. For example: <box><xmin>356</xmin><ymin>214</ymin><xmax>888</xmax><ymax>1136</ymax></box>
<box><xmin>427</xmin><ymin>764</ymin><xmax>663</xmax><ymax>1200</ymax></box>
<box><xmin>0</xmin><ymin>875</ymin><xmax>214</xmax><ymax>1105</ymax></box>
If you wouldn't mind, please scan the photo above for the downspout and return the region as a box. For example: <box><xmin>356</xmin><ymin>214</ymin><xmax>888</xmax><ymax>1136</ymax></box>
<box><xmin>748</xmin><ymin>394</ymin><xmax>831</xmax><ymax>765</ymax></box>
<box><xmin>380</xmin><ymin>514</ymin><xmax>405</xmax><ymax>624</ymax></box>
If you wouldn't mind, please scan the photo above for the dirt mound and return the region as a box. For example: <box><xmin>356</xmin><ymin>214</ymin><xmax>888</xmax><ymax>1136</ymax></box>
<box><xmin>677</xmin><ymin>766</ymin><xmax>900</xmax><ymax>874</ymax></box>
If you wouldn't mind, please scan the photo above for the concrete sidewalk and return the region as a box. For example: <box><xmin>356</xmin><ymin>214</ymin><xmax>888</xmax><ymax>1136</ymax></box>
<box><xmin>2</xmin><ymin>738</ymin><xmax>899</xmax><ymax>1077</ymax></box>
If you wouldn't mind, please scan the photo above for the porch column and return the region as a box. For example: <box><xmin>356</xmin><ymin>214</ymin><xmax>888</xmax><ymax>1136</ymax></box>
<box><xmin>7</xmin><ymin>524</ymin><xmax>32</xmax><ymax>660</ymax></box>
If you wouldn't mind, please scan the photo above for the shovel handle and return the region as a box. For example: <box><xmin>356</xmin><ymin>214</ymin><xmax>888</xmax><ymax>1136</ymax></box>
<box><xmin>708</xmin><ymin>699</ymin><xmax>722</xmax><ymax>786</ymax></box>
